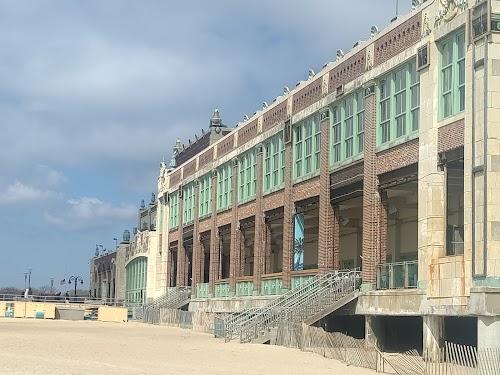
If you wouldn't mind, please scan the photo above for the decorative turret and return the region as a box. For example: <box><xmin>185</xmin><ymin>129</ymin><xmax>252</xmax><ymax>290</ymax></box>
<box><xmin>210</xmin><ymin>108</ymin><xmax>223</xmax><ymax>128</ymax></box>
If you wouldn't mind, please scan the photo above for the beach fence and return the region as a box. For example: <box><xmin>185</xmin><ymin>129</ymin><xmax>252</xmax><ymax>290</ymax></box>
<box><xmin>271</xmin><ymin>322</ymin><xmax>384</xmax><ymax>372</ymax></box>
<box><xmin>143</xmin><ymin>307</ymin><xmax>216</xmax><ymax>334</ymax></box>
<box><xmin>376</xmin><ymin>342</ymin><xmax>500</xmax><ymax>375</ymax></box>
<box><xmin>271</xmin><ymin>322</ymin><xmax>500</xmax><ymax>375</ymax></box>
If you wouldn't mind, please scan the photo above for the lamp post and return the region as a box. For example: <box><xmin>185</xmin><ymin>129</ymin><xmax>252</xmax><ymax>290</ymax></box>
<box><xmin>67</xmin><ymin>276</ymin><xmax>84</xmax><ymax>297</ymax></box>
<box><xmin>113</xmin><ymin>238</ymin><xmax>118</xmax><ymax>250</ymax></box>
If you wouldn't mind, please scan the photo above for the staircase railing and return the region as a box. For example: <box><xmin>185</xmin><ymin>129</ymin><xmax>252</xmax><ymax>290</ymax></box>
<box><xmin>143</xmin><ymin>287</ymin><xmax>191</xmax><ymax>324</ymax></box>
<box><xmin>222</xmin><ymin>271</ymin><xmax>335</xmax><ymax>341</ymax></box>
<box><xmin>232</xmin><ymin>269</ymin><xmax>360</xmax><ymax>343</ymax></box>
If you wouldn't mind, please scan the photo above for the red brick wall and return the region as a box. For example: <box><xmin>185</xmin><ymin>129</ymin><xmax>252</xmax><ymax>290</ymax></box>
<box><xmin>292</xmin><ymin>77</ymin><xmax>323</xmax><ymax>115</ymax></box>
<box><xmin>374</xmin><ymin>12</ymin><xmax>422</xmax><ymax>67</ymax></box>
<box><xmin>216</xmin><ymin>134</ymin><xmax>234</xmax><ymax>158</ymax></box>
<box><xmin>263</xmin><ymin>190</ymin><xmax>285</xmax><ymax>212</ymax></box>
<box><xmin>183</xmin><ymin>159</ymin><xmax>196</xmax><ymax>179</ymax></box>
<box><xmin>263</xmin><ymin>100</ymin><xmax>288</xmax><ymax>130</ymax></box>
<box><xmin>376</xmin><ymin>138</ymin><xmax>419</xmax><ymax>175</ymax></box>
<box><xmin>328</xmin><ymin>49</ymin><xmax>366</xmax><ymax>93</ymax></box>
<box><xmin>199</xmin><ymin>147</ymin><xmax>214</xmax><ymax>169</ymax></box>
<box><xmin>292</xmin><ymin>177</ymin><xmax>320</xmax><ymax>202</ymax></box>
<box><xmin>170</xmin><ymin>170</ymin><xmax>182</xmax><ymax>187</ymax></box>
<box><xmin>438</xmin><ymin>119</ymin><xmax>465</xmax><ymax>153</ymax></box>
<box><xmin>237</xmin><ymin>120</ymin><xmax>258</xmax><ymax>147</ymax></box>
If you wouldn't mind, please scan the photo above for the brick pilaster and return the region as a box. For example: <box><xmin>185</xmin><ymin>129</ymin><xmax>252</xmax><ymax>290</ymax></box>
<box><xmin>229</xmin><ymin>158</ymin><xmax>239</xmax><ymax>295</ymax></box>
<box><xmin>253</xmin><ymin>145</ymin><xmax>264</xmax><ymax>292</ymax></box>
<box><xmin>318</xmin><ymin>109</ymin><xmax>334</xmax><ymax>274</ymax></box>
<box><xmin>200</xmin><ymin>241</ymin><xmax>206</xmax><ymax>283</ymax></box>
<box><xmin>333</xmin><ymin>204</ymin><xmax>341</xmax><ymax>269</ymax></box>
<box><xmin>264</xmin><ymin>220</ymin><xmax>272</xmax><ymax>274</ymax></box>
<box><xmin>209</xmin><ymin>170</ymin><xmax>219</xmax><ymax>296</ymax></box>
<box><xmin>192</xmin><ymin>180</ymin><xmax>201</xmax><ymax>292</ymax></box>
<box><xmin>282</xmin><ymin>120</ymin><xmax>293</xmax><ymax>289</ymax></box>
<box><xmin>176</xmin><ymin>189</ymin><xmax>185</xmax><ymax>286</ymax></box>
<box><xmin>379</xmin><ymin>190</ymin><xmax>388</xmax><ymax>266</ymax></box>
<box><xmin>362</xmin><ymin>83</ymin><xmax>380</xmax><ymax>285</ymax></box>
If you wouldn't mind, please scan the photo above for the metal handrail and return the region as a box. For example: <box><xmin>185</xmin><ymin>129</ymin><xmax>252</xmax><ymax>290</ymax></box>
<box><xmin>239</xmin><ymin>271</ymin><xmax>358</xmax><ymax>342</ymax></box>
<box><xmin>142</xmin><ymin>286</ymin><xmax>192</xmax><ymax>324</ymax></box>
<box><xmin>224</xmin><ymin>269</ymin><xmax>361</xmax><ymax>343</ymax></box>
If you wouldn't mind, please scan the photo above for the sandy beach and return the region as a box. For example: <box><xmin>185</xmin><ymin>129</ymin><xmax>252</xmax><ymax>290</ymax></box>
<box><xmin>0</xmin><ymin>318</ymin><xmax>377</xmax><ymax>375</ymax></box>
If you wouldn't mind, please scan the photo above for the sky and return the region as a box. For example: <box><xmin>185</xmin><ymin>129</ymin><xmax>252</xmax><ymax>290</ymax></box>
<box><xmin>0</xmin><ymin>0</ymin><xmax>413</xmax><ymax>290</ymax></box>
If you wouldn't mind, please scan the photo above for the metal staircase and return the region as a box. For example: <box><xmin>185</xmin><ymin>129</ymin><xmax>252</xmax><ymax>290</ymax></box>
<box><xmin>223</xmin><ymin>269</ymin><xmax>361</xmax><ymax>343</ymax></box>
<box><xmin>143</xmin><ymin>287</ymin><xmax>191</xmax><ymax>323</ymax></box>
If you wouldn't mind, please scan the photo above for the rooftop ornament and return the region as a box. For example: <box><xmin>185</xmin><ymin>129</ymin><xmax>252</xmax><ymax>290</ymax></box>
<box><xmin>370</xmin><ymin>25</ymin><xmax>379</xmax><ymax>37</ymax></box>
<box><xmin>283</xmin><ymin>86</ymin><xmax>290</xmax><ymax>95</ymax></box>
<box><xmin>308</xmin><ymin>69</ymin><xmax>315</xmax><ymax>79</ymax></box>
<box><xmin>336</xmin><ymin>49</ymin><xmax>344</xmax><ymax>61</ymax></box>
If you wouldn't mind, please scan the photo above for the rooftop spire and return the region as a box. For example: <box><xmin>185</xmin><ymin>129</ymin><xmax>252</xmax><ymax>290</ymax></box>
<box><xmin>210</xmin><ymin>108</ymin><xmax>223</xmax><ymax>128</ymax></box>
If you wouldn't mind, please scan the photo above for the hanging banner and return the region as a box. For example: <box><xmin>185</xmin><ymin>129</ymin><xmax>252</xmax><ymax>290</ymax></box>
<box><xmin>293</xmin><ymin>213</ymin><xmax>305</xmax><ymax>271</ymax></box>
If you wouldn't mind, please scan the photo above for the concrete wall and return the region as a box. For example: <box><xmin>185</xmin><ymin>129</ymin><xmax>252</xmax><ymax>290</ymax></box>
<box><xmin>97</xmin><ymin>306</ymin><xmax>128</xmax><ymax>323</ymax></box>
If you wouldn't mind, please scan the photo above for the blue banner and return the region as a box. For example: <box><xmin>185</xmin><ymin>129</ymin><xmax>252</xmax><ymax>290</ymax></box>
<box><xmin>293</xmin><ymin>213</ymin><xmax>305</xmax><ymax>271</ymax></box>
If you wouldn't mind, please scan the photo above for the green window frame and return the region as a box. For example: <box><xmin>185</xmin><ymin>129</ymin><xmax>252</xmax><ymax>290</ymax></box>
<box><xmin>239</xmin><ymin>149</ymin><xmax>256</xmax><ymax>202</ymax></box>
<box><xmin>168</xmin><ymin>191</ymin><xmax>179</xmax><ymax>229</ymax></box>
<box><xmin>293</xmin><ymin>115</ymin><xmax>320</xmax><ymax>180</ymax></box>
<box><xmin>199</xmin><ymin>174</ymin><xmax>212</xmax><ymax>217</ymax></box>
<box><xmin>217</xmin><ymin>163</ymin><xmax>232</xmax><ymax>210</ymax></box>
<box><xmin>377</xmin><ymin>60</ymin><xmax>420</xmax><ymax>146</ymax></box>
<box><xmin>182</xmin><ymin>182</ymin><xmax>195</xmax><ymax>224</ymax></box>
<box><xmin>263</xmin><ymin>133</ymin><xmax>285</xmax><ymax>192</ymax></box>
<box><xmin>439</xmin><ymin>28</ymin><xmax>465</xmax><ymax>119</ymax></box>
<box><xmin>330</xmin><ymin>90</ymin><xmax>365</xmax><ymax>165</ymax></box>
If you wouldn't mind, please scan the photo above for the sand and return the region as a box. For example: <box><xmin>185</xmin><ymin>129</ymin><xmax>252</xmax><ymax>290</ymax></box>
<box><xmin>0</xmin><ymin>318</ymin><xmax>376</xmax><ymax>375</ymax></box>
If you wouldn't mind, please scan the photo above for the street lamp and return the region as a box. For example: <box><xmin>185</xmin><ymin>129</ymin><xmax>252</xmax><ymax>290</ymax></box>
<box><xmin>67</xmin><ymin>276</ymin><xmax>84</xmax><ymax>297</ymax></box>
<box><xmin>113</xmin><ymin>238</ymin><xmax>118</xmax><ymax>249</ymax></box>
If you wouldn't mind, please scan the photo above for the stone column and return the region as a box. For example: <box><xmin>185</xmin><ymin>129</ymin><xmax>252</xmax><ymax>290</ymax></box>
<box><xmin>361</xmin><ymin>83</ymin><xmax>380</xmax><ymax>287</ymax></box>
<box><xmin>253</xmin><ymin>145</ymin><xmax>265</xmax><ymax>292</ymax></box>
<box><xmin>209</xmin><ymin>170</ymin><xmax>219</xmax><ymax>296</ymax></box>
<box><xmin>282</xmin><ymin>120</ymin><xmax>294</xmax><ymax>290</ymax></box>
<box><xmin>318</xmin><ymin>108</ymin><xmax>334</xmax><ymax>274</ymax></box>
<box><xmin>423</xmin><ymin>315</ymin><xmax>443</xmax><ymax>358</ymax></box>
<box><xmin>229</xmin><ymin>158</ymin><xmax>239</xmax><ymax>295</ymax></box>
<box><xmin>365</xmin><ymin>315</ymin><xmax>385</xmax><ymax>350</ymax></box>
<box><xmin>192</xmin><ymin>180</ymin><xmax>201</xmax><ymax>294</ymax></box>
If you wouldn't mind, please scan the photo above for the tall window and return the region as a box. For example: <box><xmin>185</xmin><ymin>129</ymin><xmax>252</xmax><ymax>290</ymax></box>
<box><xmin>239</xmin><ymin>149</ymin><xmax>256</xmax><ymax>202</ymax></box>
<box><xmin>439</xmin><ymin>28</ymin><xmax>465</xmax><ymax>119</ymax></box>
<box><xmin>378</xmin><ymin>60</ymin><xmax>420</xmax><ymax>145</ymax></box>
<box><xmin>330</xmin><ymin>90</ymin><xmax>364</xmax><ymax>165</ymax></box>
<box><xmin>182</xmin><ymin>182</ymin><xmax>195</xmax><ymax>224</ymax></box>
<box><xmin>217</xmin><ymin>163</ymin><xmax>232</xmax><ymax>210</ymax></box>
<box><xmin>294</xmin><ymin>116</ymin><xmax>320</xmax><ymax>179</ymax></box>
<box><xmin>356</xmin><ymin>91</ymin><xmax>365</xmax><ymax>153</ymax></box>
<box><xmin>446</xmin><ymin>158</ymin><xmax>464</xmax><ymax>256</ymax></box>
<box><xmin>199</xmin><ymin>174</ymin><xmax>212</xmax><ymax>217</ymax></box>
<box><xmin>263</xmin><ymin>133</ymin><xmax>285</xmax><ymax>192</ymax></box>
<box><xmin>169</xmin><ymin>192</ymin><xmax>179</xmax><ymax>229</ymax></box>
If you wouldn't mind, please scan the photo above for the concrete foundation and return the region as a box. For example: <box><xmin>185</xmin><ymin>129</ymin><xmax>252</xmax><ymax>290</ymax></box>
<box><xmin>423</xmin><ymin>315</ymin><xmax>443</xmax><ymax>357</ymax></box>
<box><xmin>478</xmin><ymin>316</ymin><xmax>500</xmax><ymax>349</ymax></box>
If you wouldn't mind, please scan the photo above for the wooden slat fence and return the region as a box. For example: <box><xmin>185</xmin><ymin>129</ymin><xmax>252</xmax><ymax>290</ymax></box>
<box><xmin>271</xmin><ymin>322</ymin><xmax>383</xmax><ymax>372</ymax></box>
<box><xmin>382</xmin><ymin>342</ymin><xmax>500</xmax><ymax>375</ymax></box>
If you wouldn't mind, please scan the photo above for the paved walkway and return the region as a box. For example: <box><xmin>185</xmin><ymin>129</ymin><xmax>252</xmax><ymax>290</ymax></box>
<box><xmin>0</xmin><ymin>319</ymin><xmax>377</xmax><ymax>375</ymax></box>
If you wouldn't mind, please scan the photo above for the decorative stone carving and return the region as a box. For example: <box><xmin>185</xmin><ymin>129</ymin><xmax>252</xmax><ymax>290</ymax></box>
<box><xmin>435</xmin><ymin>0</ymin><xmax>468</xmax><ymax>27</ymax></box>
<box><xmin>422</xmin><ymin>12</ymin><xmax>432</xmax><ymax>36</ymax></box>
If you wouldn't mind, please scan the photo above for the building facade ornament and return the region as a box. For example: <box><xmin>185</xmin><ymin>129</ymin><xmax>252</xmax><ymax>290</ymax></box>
<box><xmin>435</xmin><ymin>0</ymin><xmax>468</xmax><ymax>27</ymax></box>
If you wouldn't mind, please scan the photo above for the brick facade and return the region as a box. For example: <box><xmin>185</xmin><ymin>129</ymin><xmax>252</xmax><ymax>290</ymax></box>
<box><xmin>361</xmin><ymin>85</ymin><xmax>379</xmax><ymax>285</ymax></box>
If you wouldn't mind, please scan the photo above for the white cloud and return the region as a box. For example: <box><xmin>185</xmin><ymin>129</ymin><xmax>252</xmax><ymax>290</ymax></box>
<box><xmin>44</xmin><ymin>197</ymin><xmax>136</xmax><ymax>229</ymax></box>
<box><xmin>0</xmin><ymin>181</ymin><xmax>58</xmax><ymax>204</ymax></box>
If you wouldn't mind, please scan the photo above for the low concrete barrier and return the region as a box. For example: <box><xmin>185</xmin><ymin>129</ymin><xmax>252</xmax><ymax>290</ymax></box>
<box><xmin>97</xmin><ymin>306</ymin><xmax>128</xmax><ymax>323</ymax></box>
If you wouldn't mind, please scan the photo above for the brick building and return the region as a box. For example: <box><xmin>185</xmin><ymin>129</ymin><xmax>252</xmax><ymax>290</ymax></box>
<box><xmin>155</xmin><ymin>0</ymin><xmax>500</xmax><ymax>352</ymax></box>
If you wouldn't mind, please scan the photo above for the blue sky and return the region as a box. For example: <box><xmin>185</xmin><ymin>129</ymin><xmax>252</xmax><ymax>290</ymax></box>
<box><xmin>0</xmin><ymin>0</ymin><xmax>412</xmax><ymax>289</ymax></box>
